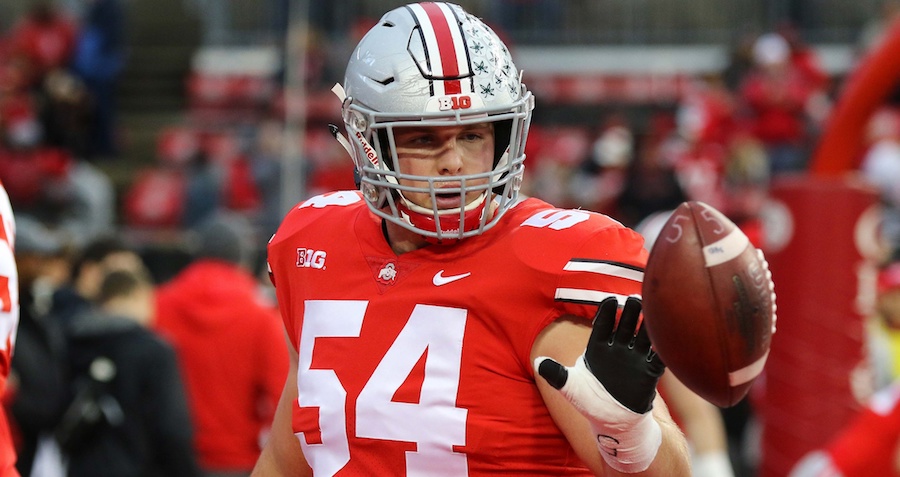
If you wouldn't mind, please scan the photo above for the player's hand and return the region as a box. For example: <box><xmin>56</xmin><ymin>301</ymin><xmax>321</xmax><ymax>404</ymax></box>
<box><xmin>534</xmin><ymin>296</ymin><xmax>665</xmax><ymax>473</ymax></box>
<box><xmin>537</xmin><ymin>296</ymin><xmax>664</xmax><ymax>413</ymax></box>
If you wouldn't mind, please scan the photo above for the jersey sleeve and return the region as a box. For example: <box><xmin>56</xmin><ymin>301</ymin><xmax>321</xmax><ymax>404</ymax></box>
<box><xmin>553</xmin><ymin>219</ymin><xmax>649</xmax><ymax>321</ymax></box>
<box><xmin>507</xmin><ymin>204</ymin><xmax>649</xmax><ymax>373</ymax></box>
<box><xmin>0</xmin><ymin>184</ymin><xmax>17</xmax><ymax>384</ymax></box>
<box><xmin>267</xmin><ymin>208</ymin><xmax>303</xmax><ymax>351</ymax></box>
<box><xmin>0</xmin><ymin>183</ymin><xmax>19</xmax><ymax>473</ymax></box>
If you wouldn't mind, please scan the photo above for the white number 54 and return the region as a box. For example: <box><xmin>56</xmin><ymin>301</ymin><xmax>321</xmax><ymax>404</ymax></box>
<box><xmin>297</xmin><ymin>300</ymin><xmax>469</xmax><ymax>476</ymax></box>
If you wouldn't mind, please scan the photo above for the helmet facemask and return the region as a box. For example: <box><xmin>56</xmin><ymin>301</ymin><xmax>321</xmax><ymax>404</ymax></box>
<box><xmin>336</xmin><ymin>2</ymin><xmax>535</xmax><ymax>242</ymax></box>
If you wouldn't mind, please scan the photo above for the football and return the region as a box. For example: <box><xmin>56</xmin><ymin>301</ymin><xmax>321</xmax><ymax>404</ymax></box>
<box><xmin>641</xmin><ymin>201</ymin><xmax>776</xmax><ymax>408</ymax></box>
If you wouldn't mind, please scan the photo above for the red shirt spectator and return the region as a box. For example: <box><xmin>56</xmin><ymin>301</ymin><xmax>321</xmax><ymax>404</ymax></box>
<box><xmin>154</xmin><ymin>214</ymin><xmax>288</xmax><ymax>474</ymax></box>
<box><xmin>778</xmin><ymin>23</ymin><xmax>830</xmax><ymax>91</ymax></box>
<box><xmin>739</xmin><ymin>33</ymin><xmax>817</xmax><ymax>146</ymax></box>
<box><xmin>678</xmin><ymin>76</ymin><xmax>739</xmax><ymax>147</ymax></box>
<box><xmin>789</xmin><ymin>382</ymin><xmax>900</xmax><ymax>477</ymax></box>
<box><xmin>8</xmin><ymin>4</ymin><xmax>78</xmax><ymax>85</ymax></box>
<box><xmin>739</xmin><ymin>70</ymin><xmax>811</xmax><ymax>145</ymax></box>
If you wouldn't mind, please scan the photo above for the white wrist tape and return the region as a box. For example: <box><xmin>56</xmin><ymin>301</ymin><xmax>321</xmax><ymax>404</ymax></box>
<box><xmin>536</xmin><ymin>356</ymin><xmax>662</xmax><ymax>473</ymax></box>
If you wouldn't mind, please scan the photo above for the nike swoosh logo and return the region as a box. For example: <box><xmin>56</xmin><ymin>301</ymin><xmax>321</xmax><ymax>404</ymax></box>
<box><xmin>432</xmin><ymin>270</ymin><xmax>472</xmax><ymax>286</ymax></box>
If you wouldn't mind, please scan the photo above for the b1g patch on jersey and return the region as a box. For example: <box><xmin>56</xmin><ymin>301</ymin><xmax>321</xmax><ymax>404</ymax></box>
<box><xmin>297</xmin><ymin>248</ymin><xmax>326</xmax><ymax>269</ymax></box>
<box><xmin>425</xmin><ymin>94</ymin><xmax>485</xmax><ymax>112</ymax></box>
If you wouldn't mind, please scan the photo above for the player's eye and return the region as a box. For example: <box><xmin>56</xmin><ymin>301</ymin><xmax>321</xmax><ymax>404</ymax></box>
<box><xmin>398</xmin><ymin>133</ymin><xmax>434</xmax><ymax>147</ymax></box>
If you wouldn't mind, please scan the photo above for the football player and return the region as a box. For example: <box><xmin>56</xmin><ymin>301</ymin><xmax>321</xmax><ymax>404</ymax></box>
<box><xmin>0</xmin><ymin>180</ymin><xmax>20</xmax><ymax>476</ymax></box>
<box><xmin>255</xmin><ymin>3</ymin><xmax>691</xmax><ymax>475</ymax></box>
<box><xmin>789</xmin><ymin>381</ymin><xmax>900</xmax><ymax>477</ymax></box>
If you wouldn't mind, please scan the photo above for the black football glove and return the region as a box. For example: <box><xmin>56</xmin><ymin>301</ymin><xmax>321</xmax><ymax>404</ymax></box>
<box><xmin>539</xmin><ymin>296</ymin><xmax>665</xmax><ymax>413</ymax></box>
<box><xmin>534</xmin><ymin>296</ymin><xmax>666</xmax><ymax>473</ymax></box>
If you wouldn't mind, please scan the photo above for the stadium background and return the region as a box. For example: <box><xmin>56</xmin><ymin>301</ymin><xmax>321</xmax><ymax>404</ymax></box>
<box><xmin>1</xmin><ymin>0</ymin><xmax>880</xmax><ymax>206</ymax></box>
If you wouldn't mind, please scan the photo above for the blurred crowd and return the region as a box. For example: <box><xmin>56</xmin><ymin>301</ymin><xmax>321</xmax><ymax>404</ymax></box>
<box><xmin>0</xmin><ymin>0</ymin><xmax>122</xmax><ymax>254</ymax></box>
<box><xmin>10</xmin><ymin>211</ymin><xmax>288</xmax><ymax>477</ymax></box>
<box><xmin>2</xmin><ymin>0</ymin><xmax>900</xmax><ymax>476</ymax></box>
<box><xmin>3</xmin><ymin>1</ymin><xmax>899</xmax><ymax>261</ymax></box>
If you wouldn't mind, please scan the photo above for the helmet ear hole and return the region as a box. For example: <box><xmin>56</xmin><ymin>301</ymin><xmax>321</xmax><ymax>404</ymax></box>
<box><xmin>376</xmin><ymin>129</ymin><xmax>393</xmax><ymax>171</ymax></box>
<box><xmin>493</xmin><ymin>119</ymin><xmax>513</xmax><ymax>166</ymax></box>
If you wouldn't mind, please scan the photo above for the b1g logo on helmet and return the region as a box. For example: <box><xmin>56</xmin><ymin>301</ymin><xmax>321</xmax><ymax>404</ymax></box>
<box><xmin>426</xmin><ymin>94</ymin><xmax>485</xmax><ymax>112</ymax></box>
<box><xmin>438</xmin><ymin>95</ymin><xmax>471</xmax><ymax>111</ymax></box>
<box><xmin>296</xmin><ymin>248</ymin><xmax>326</xmax><ymax>269</ymax></box>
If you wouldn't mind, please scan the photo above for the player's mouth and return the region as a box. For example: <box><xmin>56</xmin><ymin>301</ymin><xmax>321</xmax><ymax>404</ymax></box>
<box><xmin>434</xmin><ymin>190</ymin><xmax>463</xmax><ymax>209</ymax></box>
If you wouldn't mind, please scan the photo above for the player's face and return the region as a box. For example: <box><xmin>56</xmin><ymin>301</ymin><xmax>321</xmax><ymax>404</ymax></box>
<box><xmin>393</xmin><ymin>123</ymin><xmax>495</xmax><ymax>210</ymax></box>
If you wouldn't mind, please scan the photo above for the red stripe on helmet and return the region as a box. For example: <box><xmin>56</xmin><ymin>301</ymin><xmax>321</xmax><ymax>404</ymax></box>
<box><xmin>420</xmin><ymin>2</ymin><xmax>462</xmax><ymax>95</ymax></box>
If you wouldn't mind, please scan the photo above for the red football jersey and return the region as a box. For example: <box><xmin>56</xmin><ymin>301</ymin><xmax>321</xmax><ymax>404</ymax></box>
<box><xmin>267</xmin><ymin>192</ymin><xmax>648</xmax><ymax>476</ymax></box>
<box><xmin>0</xmin><ymin>182</ymin><xmax>20</xmax><ymax>477</ymax></box>
<box><xmin>827</xmin><ymin>383</ymin><xmax>900</xmax><ymax>477</ymax></box>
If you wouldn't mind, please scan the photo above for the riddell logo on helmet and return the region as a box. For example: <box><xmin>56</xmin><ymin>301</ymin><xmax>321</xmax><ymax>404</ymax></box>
<box><xmin>296</xmin><ymin>248</ymin><xmax>326</xmax><ymax>269</ymax></box>
<box><xmin>354</xmin><ymin>132</ymin><xmax>379</xmax><ymax>165</ymax></box>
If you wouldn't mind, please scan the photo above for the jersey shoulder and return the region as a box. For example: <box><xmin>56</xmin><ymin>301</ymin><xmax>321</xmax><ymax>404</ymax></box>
<box><xmin>269</xmin><ymin>190</ymin><xmax>366</xmax><ymax>248</ymax></box>
<box><xmin>503</xmin><ymin>197</ymin><xmax>648</xmax><ymax>266</ymax></box>
<box><xmin>497</xmin><ymin>198</ymin><xmax>648</xmax><ymax>318</ymax></box>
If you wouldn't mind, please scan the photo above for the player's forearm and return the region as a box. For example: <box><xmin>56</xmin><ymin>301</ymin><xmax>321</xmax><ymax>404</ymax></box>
<box><xmin>642</xmin><ymin>413</ymin><xmax>691</xmax><ymax>476</ymax></box>
<box><xmin>602</xmin><ymin>410</ymin><xmax>690</xmax><ymax>477</ymax></box>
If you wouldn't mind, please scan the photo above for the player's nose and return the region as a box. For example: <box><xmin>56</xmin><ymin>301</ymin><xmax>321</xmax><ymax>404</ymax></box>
<box><xmin>437</xmin><ymin>141</ymin><xmax>465</xmax><ymax>174</ymax></box>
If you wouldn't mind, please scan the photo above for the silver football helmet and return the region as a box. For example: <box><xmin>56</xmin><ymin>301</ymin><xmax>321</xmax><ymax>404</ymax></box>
<box><xmin>337</xmin><ymin>2</ymin><xmax>534</xmax><ymax>241</ymax></box>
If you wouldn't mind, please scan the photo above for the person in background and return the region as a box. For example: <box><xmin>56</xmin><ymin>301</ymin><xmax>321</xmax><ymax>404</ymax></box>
<box><xmin>869</xmin><ymin>258</ymin><xmax>900</xmax><ymax>390</ymax></box>
<box><xmin>0</xmin><ymin>181</ymin><xmax>21</xmax><ymax>476</ymax></box>
<box><xmin>568</xmin><ymin>121</ymin><xmax>635</xmax><ymax>217</ymax></box>
<box><xmin>38</xmin><ymin>69</ymin><xmax>93</xmax><ymax>159</ymax></box>
<box><xmin>70</xmin><ymin>0</ymin><xmax>125</xmax><ymax>159</ymax></box>
<box><xmin>6</xmin><ymin>2</ymin><xmax>78</xmax><ymax>89</ymax></box>
<box><xmin>60</xmin><ymin>267</ymin><xmax>200</xmax><ymax>477</ymax></box>
<box><xmin>738</xmin><ymin>32</ymin><xmax>819</xmax><ymax>175</ymax></box>
<box><xmin>788</xmin><ymin>380</ymin><xmax>900</xmax><ymax>477</ymax></box>
<box><xmin>50</xmin><ymin>235</ymin><xmax>145</xmax><ymax>326</ymax></box>
<box><xmin>6</xmin><ymin>216</ymin><xmax>69</xmax><ymax>477</ymax></box>
<box><xmin>789</xmin><ymin>256</ymin><xmax>900</xmax><ymax>477</ymax></box>
<box><xmin>860</xmin><ymin>109</ymin><xmax>900</xmax><ymax>254</ymax></box>
<box><xmin>154</xmin><ymin>212</ymin><xmax>288</xmax><ymax>477</ymax></box>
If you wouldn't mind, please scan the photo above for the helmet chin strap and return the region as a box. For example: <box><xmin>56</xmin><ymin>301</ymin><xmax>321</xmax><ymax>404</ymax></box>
<box><xmin>398</xmin><ymin>192</ymin><xmax>491</xmax><ymax>243</ymax></box>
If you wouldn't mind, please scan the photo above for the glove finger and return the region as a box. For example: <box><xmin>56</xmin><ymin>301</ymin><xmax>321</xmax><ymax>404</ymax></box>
<box><xmin>587</xmin><ymin>297</ymin><xmax>620</xmax><ymax>352</ymax></box>
<box><xmin>616</xmin><ymin>295</ymin><xmax>642</xmax><ymax>347</ymax></box>
<box><xmin>535</xmin><ymin>357</ymin><xmax>569</xmax><ymax>390</ymax></box>
<box><xmin>625</xmin><ymin>296</ymin><xmax>652</xmax><ymax>353</ymax></box>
